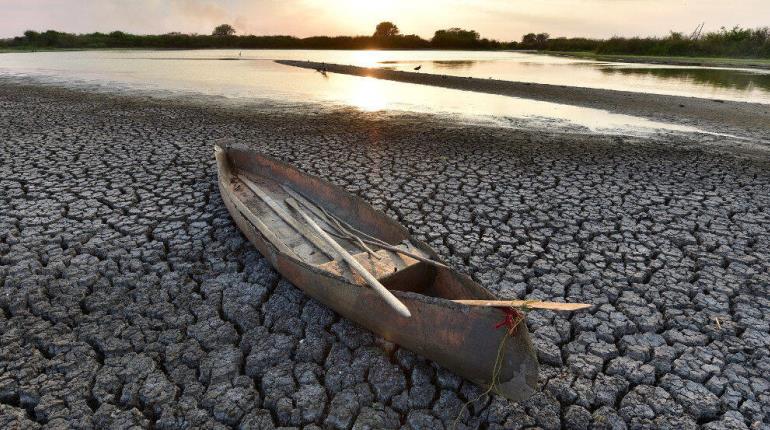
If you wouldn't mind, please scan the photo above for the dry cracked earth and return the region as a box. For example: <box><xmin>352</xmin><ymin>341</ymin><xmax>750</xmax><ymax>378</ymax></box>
<box><xmin>1</xmin><ymin>82</ymin><xmax>769</xmax><ymax>430</ymax></box>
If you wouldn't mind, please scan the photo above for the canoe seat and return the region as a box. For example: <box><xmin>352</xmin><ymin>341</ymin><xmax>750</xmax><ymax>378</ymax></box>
<box><xmin>317</xmin><ymin>248</ymin><xmax>421</xmax><ymax>285</ymax></box>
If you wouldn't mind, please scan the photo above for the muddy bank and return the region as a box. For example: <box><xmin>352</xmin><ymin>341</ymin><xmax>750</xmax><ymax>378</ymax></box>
<box><xmin>277</xmin><ymin>60</ymin><xmax>770</xmax><ymax>140</ymax></box>
<box><xmin>1</xmin><ymin>81</ymin><xmax>769</xmax><ymax>429</ymax></box>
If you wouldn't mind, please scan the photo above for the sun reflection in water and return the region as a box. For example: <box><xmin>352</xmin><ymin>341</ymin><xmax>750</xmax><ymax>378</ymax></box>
<box><xmin>347</xmin><ymin>77</ymin><xmax>389</xmax><ymax>111</ymax></box>
<box><xmin>348</xmin><ymin>50</ymin><xmax>387</xmax><ymax>68</ymax></box>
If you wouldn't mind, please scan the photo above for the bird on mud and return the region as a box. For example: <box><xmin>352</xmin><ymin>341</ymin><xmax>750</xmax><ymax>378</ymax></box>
<box><xmin>414</xmin><ymin>65</ymin><xmax>422</xmax><ymax>71</ymax></box>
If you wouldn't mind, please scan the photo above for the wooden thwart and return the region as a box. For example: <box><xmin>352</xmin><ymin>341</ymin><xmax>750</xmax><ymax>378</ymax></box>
<box><xmin>452</xmin><ymin>300</ymin><xmax>592</xmax><ymax>312</ymax></box>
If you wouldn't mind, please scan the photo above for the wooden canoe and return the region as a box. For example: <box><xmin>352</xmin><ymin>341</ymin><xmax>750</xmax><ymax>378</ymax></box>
<box><xmin>215</xmin><ymin>141</ymin><xmax>539</xmax><ymax>402</ymax></box>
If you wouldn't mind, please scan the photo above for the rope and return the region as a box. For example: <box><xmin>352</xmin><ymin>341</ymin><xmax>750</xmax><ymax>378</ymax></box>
<box><xmin>450</xmin><ymin>307</ymin><xmax>524</xmax><ymax>430</ymax></box>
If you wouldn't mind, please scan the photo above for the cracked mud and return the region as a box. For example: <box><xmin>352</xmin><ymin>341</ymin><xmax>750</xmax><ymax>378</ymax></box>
<box><xmin>1</xmin><ymin>82</ymin><xmax>769</xmax><ymax>429</ymax></box>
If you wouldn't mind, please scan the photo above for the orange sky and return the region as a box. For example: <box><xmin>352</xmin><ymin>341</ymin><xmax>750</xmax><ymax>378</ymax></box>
<box><xmin>1</xmin><ymin>0</ymin><xmax>768</xmax><ymax>40</ymax></box>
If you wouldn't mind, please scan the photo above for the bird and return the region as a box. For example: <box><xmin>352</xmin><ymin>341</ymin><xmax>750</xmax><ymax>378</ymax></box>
<box><xmin>414</xmin><ymin>65</ymin><xmax>422</xmax><ymax>71</ymax></box>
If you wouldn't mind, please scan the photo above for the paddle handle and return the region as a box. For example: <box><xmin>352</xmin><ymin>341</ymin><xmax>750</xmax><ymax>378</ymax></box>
<box><xmin>286</xmin><ymin>198</ymin><xmax>412</xmax><ymax>318</ymax></box>
<box><xmin>453</xmin><ymin>300</ymin><xmax>591</xmax><ymax>312</ymax></box>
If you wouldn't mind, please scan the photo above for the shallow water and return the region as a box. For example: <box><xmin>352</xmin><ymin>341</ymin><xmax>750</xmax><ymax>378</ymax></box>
<box><xmin>0</xmin><ymin>49</ymin><xmax>761</xmax><ymax>134</ymax></box>
<box><xmin>365</xmin><ymin>51</ymin><xmax>770</xmax><ymax>104</ymax></box>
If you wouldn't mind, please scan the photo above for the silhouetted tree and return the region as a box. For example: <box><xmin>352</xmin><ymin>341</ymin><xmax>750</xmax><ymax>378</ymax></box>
<box><xmin>432</xmin><ymin>28</ymin><xmax>481</xmax><ymax>49</ymax></box>
<box><xmin>373</xmin><ymin>22</ymin><xmax>400</xmax><ymax>38</ymax></box>
<box><xmin>520</xmin><ymin>32</ymin><xmax>549</xmax><ymax>49</ymax></box>
<box><xmin>23</xmin><ymin>30</ymin><xmax>40</xmax><ymax>46</ymax></box>
<box><xmin>212</xmin><ymin>24</ymin><xmax>236</xmax><ymax>36</ymax></box>
<box><xmin>521</xmin><ymin>33</ymin><xmax>537</xmax><ymax>46</ymax></box>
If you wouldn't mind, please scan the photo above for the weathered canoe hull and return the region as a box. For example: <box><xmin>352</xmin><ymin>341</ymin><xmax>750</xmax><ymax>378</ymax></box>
<box><xmin>216</xmin><ymin>142</ymin><xmax>539</xmax><ymax>401</ymax></box>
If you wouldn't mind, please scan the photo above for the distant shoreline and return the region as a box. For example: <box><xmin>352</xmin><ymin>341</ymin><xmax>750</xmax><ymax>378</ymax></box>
<box><xmin>544</xmin><ymin>51</ymin><xmax>770</xmax><ymax>70</ymax></box>
<box><xmin>277</xmin><ymin>60</ymin><xmax>770</xmax><ymax>140</ymax></box>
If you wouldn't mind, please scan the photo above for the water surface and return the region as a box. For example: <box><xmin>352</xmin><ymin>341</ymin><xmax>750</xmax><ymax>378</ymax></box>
<box><xmin>2</xmin><ymin>49</ymin><xmax>762</xmax><ymax>134</ymax></box>
<box><xmin>365</xmin><ymin>51</ymin><xmax>770</xmax><ymax>104</ymax></box>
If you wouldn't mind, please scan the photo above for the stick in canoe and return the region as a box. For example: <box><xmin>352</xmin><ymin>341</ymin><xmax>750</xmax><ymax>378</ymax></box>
<box><xmin>280</xmin><ymin>184</ymin><xmax>381</xmax><ymax>259</ymax></box>
<box><xmin>453</xmin><ymin>300</ymin><xmax>591</xmax><ymax>312</ymax></box>
<box><xmin>238</xmin><ymin>175</ymin><xmax>337</xmax><ymax>259</ymax></box>
<box><xmin>285</xmin><ymin>197</ymin><xmax>412</xmax><ymax>318</ymax></box>
<box><xmin>278</xmin><ymin>184</ymin><xmax>449</xmax><ymax>269</ymax></box>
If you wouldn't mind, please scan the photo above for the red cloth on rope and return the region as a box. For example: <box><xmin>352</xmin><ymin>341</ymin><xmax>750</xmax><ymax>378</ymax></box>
<box><xmin>494</xmin><ymin>307</ymin><xmax>522</xmax><ymax>334</ymax></box>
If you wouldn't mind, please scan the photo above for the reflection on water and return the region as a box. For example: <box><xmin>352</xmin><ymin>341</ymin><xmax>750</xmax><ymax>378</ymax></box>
<box><xmin>0</xmin><ymin>50</ymin><xmax>710</xmax><ymax>134</ymax></box>
<box><xmin>380</xmin><ymin>60</ymin><xmax>477</xmax><ymax>70</ymax></box>
<box><xmin>0</xmin><ymin>49</ymin><xmax>764</xmax><ymax>136</ymax></box>
<box><xmin>3</xmin><ymin>49</ymin><xmax>766</xmax><ymax>103</ymax></box>
<box><xmin>599</xmin><ymin>66</ymin><xmax>770</xmax><ymax>93</ymax></box>
<box><xmin>363</xmin><ymin>53</ymin><xmax>770</xmax><ymax>104</ymax></box>
<box><xmin>347</xmin><ymin>77</ymin><xmax>388</xmax><ymax>112</ymax></box>
<box><xmin>432</xmin><ymin>60</ymin><xmax>476</xmax><ymax>70</ymax></box>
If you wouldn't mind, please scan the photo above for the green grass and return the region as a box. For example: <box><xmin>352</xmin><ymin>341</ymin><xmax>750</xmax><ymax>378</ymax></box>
<box><xmin>544</xmin><ymin>51</ymin><xmax>770</xmax><ymax>69</ymax></box>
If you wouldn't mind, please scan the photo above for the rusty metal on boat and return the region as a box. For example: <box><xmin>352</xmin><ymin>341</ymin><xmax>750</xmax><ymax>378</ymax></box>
<box><xmin>215</xmin><ymin>140</ymin><xmax>539</xmax><ymax>401</ymax></box>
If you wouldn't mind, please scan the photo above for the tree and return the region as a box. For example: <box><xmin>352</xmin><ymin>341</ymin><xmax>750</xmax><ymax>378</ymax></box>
<box><xmin>431</xmin><ymin>28</ymin><xmax>481</xmax><ymax>49</ymax></box>
<box><xmin>521</xmin><ymin>33</ymin><xmax>537</xmax><ymax>46</ymax></box>
<box><xmin>520</xmin><ymin>33</ymin><xmax>549</xmax><ymax>48</ymax></box>
<box><xmin>373</xmin><ymin>22</ymin><xmax>399</xmax><ymax>38</ymax></box>
<box><xmin>212</xmin><ymin>24</ymin><xmax>236</xmax><ymax>36</ymax></box>
<box><xmin>23</xmin><ymin>30</ymin><xmax>40</xmax><ymax>43</ymax></box>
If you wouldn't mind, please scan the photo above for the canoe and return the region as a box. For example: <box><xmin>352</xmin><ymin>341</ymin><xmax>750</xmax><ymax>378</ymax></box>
<box><xmin>214</xmin><ymin>141</ymin><xmax>539</xmax><ymax>402</ymax></box>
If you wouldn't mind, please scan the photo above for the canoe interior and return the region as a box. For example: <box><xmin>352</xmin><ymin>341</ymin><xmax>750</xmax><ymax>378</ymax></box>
<box><xmin>222</xmin><ymin>145</ymin><xmax>496</xmax><ymax>302</ymax></box>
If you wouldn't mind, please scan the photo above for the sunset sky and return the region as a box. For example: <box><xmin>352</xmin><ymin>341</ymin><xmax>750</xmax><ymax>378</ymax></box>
<box><xmin>1</xmin><ymin>0</ymin><xmax>767</xmax><ymax>41</ymax></box>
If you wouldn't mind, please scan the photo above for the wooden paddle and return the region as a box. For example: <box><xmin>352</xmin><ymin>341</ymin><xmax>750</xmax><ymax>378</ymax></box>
<box><xmin>453</xmin><ymin>300</ymin><xmax>591</xmax><ymax>312</ymax></box>
<box><xmin>285</xmin><ymin>198</ymin><xmax>412</xmax><ymax>318</ymax></box>
<box><xmin>238</xmin><ymin>175</ymin><xmax>337</xmax><ymax>259</ymax></box>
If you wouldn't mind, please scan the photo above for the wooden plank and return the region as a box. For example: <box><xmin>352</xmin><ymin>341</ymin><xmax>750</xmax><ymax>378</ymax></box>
<box><xmin>317</xmin><ymin>249</ymin><xmax>419</xmax><ymax>284</ymax></box>
<box><xmin>238</xmin><ymin>175</ymin><xmax>337</xmax><ymax>259</ymax></box>
<box><xmin>286</xmin><ymin>198</ymin><xmax>412</xmax><ymax>318</ymax></box>
<box><xmin>452</xmin><ymin>300</ymin><xmax>592</xmax><ymax>312</ymax></box>
<box><xmin>227</xmin><ymin>186</ymin><xmax>298</xmax><ymax>259</ymax></box>
<box><xmin>215</xmin><ymin>146</ymin><xmax>297</xmax><ymax>259</ymax></box>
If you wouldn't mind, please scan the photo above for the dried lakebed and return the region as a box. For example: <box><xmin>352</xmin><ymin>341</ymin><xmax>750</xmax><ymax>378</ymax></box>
<box><xmin>1</xmin><ymin>82</ymin><xmax>769</xmax><ymax>429</ymax></box>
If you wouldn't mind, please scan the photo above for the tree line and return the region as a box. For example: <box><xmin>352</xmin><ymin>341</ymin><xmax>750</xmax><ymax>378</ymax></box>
<box><xmin>1</xmin><ymin>22</ymin><xmax>503</xmax><ymax>51</ymax></box>
<box><xmin>517</xmin><ymin>27</ymin><xmax>770</xmax><ymax>58</ymax></box>
<box><xmin>3</xmin><ymin>22</ymin><xmax>769</xmax><ymax>58</ymax></box>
